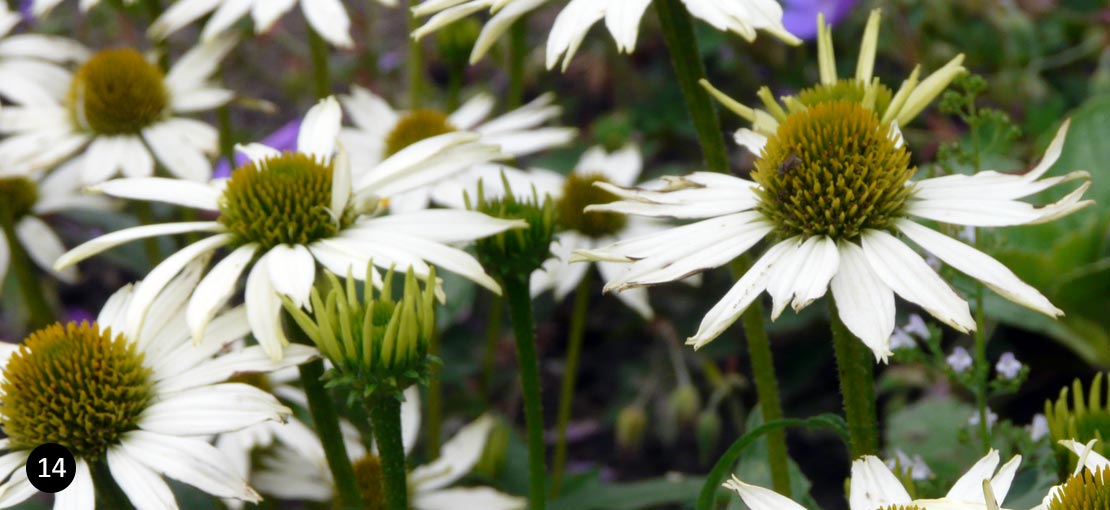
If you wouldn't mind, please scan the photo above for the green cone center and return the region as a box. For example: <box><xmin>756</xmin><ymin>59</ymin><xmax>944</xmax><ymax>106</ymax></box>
<box><xmin>219</xmin><ymin>152</ymin><xmax>350</xmax><ymax>250</ymax></box>
<box><xmin>558</xmin><ymin>172</ymin><xmax>627</xmax><ymax>238</ymax></box>
<box><xmin>796</xmin><ymin>79</ymin><xmax>893</xmax><ymax>117</ymax></box>
<box><xmin>0</xmin><ymin>177</ymin><xmax>38</xmax><ymax>219</ymax></box>
<box><xmin>1050</xmin><ymin>466</ymin><xmax>1110</xmax><ymax>510</ymax></box>
<box><xmin>0</xmin><ymin>322</ymin><xmax>153</xmax><ymax>461</ymax></box>
<box><xmin>384</xmin><ymin>110</ymin><xmax>457</xmax><ymax>157</ymax></box>
<box><xmin>68</xmin><ymin>48</ymin><xmax>168</xmax><ymax>135</ymax></box>
<box><xmin>754</xmin><ymin>101</ymin><xmax>914</xmax><ymax>239</ymax></box>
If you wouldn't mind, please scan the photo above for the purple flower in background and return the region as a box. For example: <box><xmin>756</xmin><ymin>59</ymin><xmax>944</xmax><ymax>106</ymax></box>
<box><xmin>66</xmin><ymin>307</ymin><xmax>95</xmax><ymax>324</ymax></box>
<box><xmin>782</xmin><ymin>0</ymin><xmax>857</xmax><ymax>40</ymax></box>
<box><xmin>213</xmin><ymin>118</ymin><xmax>301</xmax><ymax>178</ymax></box>
<box><xmin>19</xmin><ymin>0</ymin><xmax>33</xmax><ymax>23</ymax></box>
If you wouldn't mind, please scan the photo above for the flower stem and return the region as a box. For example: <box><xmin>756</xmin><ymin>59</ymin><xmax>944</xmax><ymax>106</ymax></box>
<box><xmin>828</xmin><ymin>297</ymin><xmax>879</xmax><ymax>458</ymax></box>
<box><xmin>551</xmin><ymin>276</ymin><xmax>590</xmax><ymax>496</ymax></box>
<box><xmin>287</xmin><ymin>314</ymin><xmax>362</xmax><ymax>509</ymax></box>
<box><xmin>91</xmin><ymin>459</ymin><xmax>136</xmax><ymax>510</ymax></box>
<box><xmin>654</xmin><ymin>0</ymin><xmax>730</xmax><ymax>174</ymax></box>
<box><xmin>368</xmin><ymin>394</ymin><xmax>409</xmax><ymax>510</ymax></box>
<box><xmin>504</xmin><ymin>275</ymin><xmax>548</xmax><ymax>510</ymax></box>
<box><xmin>407</xmin><ymin>0</ymin><xmax>426</xmax><ymax>108</ymax></box>
<box><xmin>507</xmin><ymin>18</ymin><xmax>527</xmax><ymax>108</ymax></box>
<box><xmin>974</xmin><ymin>286</ymin><xmax>990</xmax><ymax>453</ymax></box>
<box><xmin>0</xmin><ymin>211</ymin><xmax>53</xmax><ymax>330</ymax></box>
<box><xmin>425</xmin><ymin>325</ymin><xmax>443</xmax><ymax>460</ymax></box>
<box><xmin>307</xmin><ymin>23</ymin><xmax>331</xmax><ymax>100</ymax></box>
<box><xmin>480</xmin><ymin>295</ymin><xmax>504</xmax><ymax>397</ymax></box>
<box><xmin>132</xmin><ymin>202</ymin><xmax>164</xmax><ymax>266</ymax></box>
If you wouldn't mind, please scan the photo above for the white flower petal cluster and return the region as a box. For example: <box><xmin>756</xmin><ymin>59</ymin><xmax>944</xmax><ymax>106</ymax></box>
<box><xmin>0</xmin><ymin>3</ymin><xmax>89</xmax><ymax>105</ymax></box>
<box><xmin>412</xmin><ymin>0</ymin><xmax>797</xmax><ymax>69</ymax></box>
<box><xmin>0</xmin><ymin>261</ymin><xmax>312</xmax><ymax>509</ymax></box>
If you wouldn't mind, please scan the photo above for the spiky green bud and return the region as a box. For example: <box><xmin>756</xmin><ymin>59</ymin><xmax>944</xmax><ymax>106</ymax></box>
<box><xmin>283</xmin><ymin>264</ymin><xmax>438</xmax><ymax>400</ymax></box>
<box><xmin>467</xmin><ymin>172</ymin><xmax>556</xmax><ymax>282</ymax></box>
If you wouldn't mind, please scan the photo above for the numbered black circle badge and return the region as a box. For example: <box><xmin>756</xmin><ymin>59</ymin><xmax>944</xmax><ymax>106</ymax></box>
<box><xmin>25</xmin><ymin>443</ymin><xmax>76</xmax><ymax>493</ymax></box>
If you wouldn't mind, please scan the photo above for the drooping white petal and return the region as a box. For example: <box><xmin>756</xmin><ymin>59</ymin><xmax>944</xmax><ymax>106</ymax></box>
<box><xmin>54</xmin><ymin>222</ymin><xmax>223</xmax><ymax>270</ymax></box>
<box><xmin>765</xmin><ymin>236</ymin><xmax>814</xmax><ymax>319</ymax></box>
<box><xmin>187</xmin><ymin>244</ymin><xmax>257</xmax><ymax>344</ymax></box>
<box><xmin>829</xmin><ymin>240</ymin><xmax>896</xmax><ymax>362</ymax></box>
<box><xmin>300</xmin><ymin>0</ymin><xmax>354</xmax><ymax>47</ymax></box>
<box><xmin>107</xmin><ymin>447</ymin><xmax>177</xmax><ymax>510</ymax></box>
<box><xmin>165</xmin><ymin>33</ymin><xmax>237</xmax><ymax>98</ymax></box>
<box><xmin>120</xmin><ymin>430</ymin><xmax>262</xmax><ymax>502</ymax></box>
<box><xmin>897</xmin><ymin>220</ymin><xmax>1061</xmax><ymax>317</ymax></box>
<box><xmin>411</xmin><ymin>415</ymin><xmax>495</xmax><ymax>491</ymax></box>
<box><xmin>245</xmin><ymin>252</ymin><xmax>289</xmax><ymax>361</ymax></box>
<box><xmin>990</xmin><ymin>455</ymin><xmax>1022</xmax><ymax>504</ymax></box>
<box><xmin>143</xmin><ymin>121</ymin><xmax>214</xmax><ymax>182</ymax></box>
<box><xmin>546</xmin><ymin>0</ymin><xmax>604</xmax><ymax>71</ymax></box>
<box><xmin>945</xmin><ymin>450</ymin><xmax>1000</xmax><ymax>504</ymax></box>
<box><xmin>448</xmin><ymin>93</ymin><xmax>496</xmax><ymax>129</ymax></box>
<box><xmin>907</xmin><ymin>181</ymin><xmax>1093</xmax><ymax>227</ymax></box>
<box><xmin>125</xmin><ymin>234</ymin><xmax>232</xmax><ymax>340</ymax></box>
<box><xmin>266</xmin><ymin>244</ymin><xmax>317</xmax><ymax>310</ymax></box>
<box><xmin>249</xmin><ymin>0</ymin><xmax>297</xmax><ymax>32</ymax></box>
<box><xmin>350</xmin><ymin>209</ymin><xmax>526</xmax><ymax>244</ymax></box>
<box><xmin>90</xmin><ymin>177</ymin><xmax>221</xmax><ymax>210</ymax></box>
<box><xmin>860</xmin><ymin>230</ymin><xmax>974</xmax><ymax>333</ymax></box>
<box><xmin>469</xmin><ymin>0</ymin><xmax>546</xmax><ymax>63</ymax></box>
<box><xmin>140</xmin><ymin>383</ymin><xmax>290</xmax><ymax>436</ymax></box>
<box><xmin>148</xmin><ymin>0</ymin><xmax>223</xmax><ymax>40</ymax></box>
<box><xmin>850</xmin><ymin>456</ymin><xmax>912</xmax><ymax>510</ymax></box>
<box><xmin>53</xmin><ymin>459</ymin><xmax>93</xmax><ymax>510</ymax></box>
<box><xmin>722</xmin><ymin>475</ymin><xmax>807</xmax><ymax>510</ymax></box>
<box><xmin>15</xmin><ymin>216</ymin><xmax>77</xmax><ymax>283</ymax></box>
<box><xmin>158</xmin><ymin>344</ymin><xmax>317</xmax><ymax>393</ymax></box>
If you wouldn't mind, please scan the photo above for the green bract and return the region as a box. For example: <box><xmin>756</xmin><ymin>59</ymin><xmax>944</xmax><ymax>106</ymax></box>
<box><xmin>468</xmin><ymin>174</ymin><xmax>556</xmax><ymax>281</ymax></box>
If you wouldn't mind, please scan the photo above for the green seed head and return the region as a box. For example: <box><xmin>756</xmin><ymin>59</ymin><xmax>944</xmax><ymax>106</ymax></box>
<box><xmin>557</xmin><ymin>172</ymin><xmax>627</xmax><ymax>238</ymax></box>
<box><xmin>468</xmin><ymin>175</ymin><xmax>556</xmax><ymax>281</ymax></box>
<box><xmin>0</xmin><ymin>177</ymin><xmax>38</xmax><ymax>220</ymax></box>
<box><xmin>283</xmin><ymin>265</ymin><xmax>438</xmax><ymax>400</ymax></box>
<box><xmin>1049</xmin><ymin>466</ymin><xmax>1110</xmax><ymax>510</ymax></box>
<box><xmin>219</xmin><ymin>152</ymin><xmax>351</xmax><ymax>251</ymax></box>
<box><xmin>796</xmin><ymin>79</ymin><xmax>893</xmax><ymax>116</ymax></box>
<box><xmin>384</xmin><ymin>110</ymin><xmax>457</xmax><ymax>157</ymax></box>
<box><xmin>1046</xmin><ymin>374</ymin><xmax>1110</xmax><ymax>462</ymax></box>
<box><xmin>754</xmin><ymin>101</ymin><xmax>915</xmax><ymax>240</ymax></box>
<box><xmin>0</xmin><ymin>322</ymin><xmax>153</xmax><ymax>461</ymax></box>
<box><xmin>68</xmin><ymin>48</ymin><xmax>169</xmax><ymax>135</ymax></box>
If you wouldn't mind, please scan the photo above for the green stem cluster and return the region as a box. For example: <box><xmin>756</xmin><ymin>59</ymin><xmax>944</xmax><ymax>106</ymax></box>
<box><xmin>0</xmin><ymin>211</ymin><xmax>54</xmax><ymax>330</ymax></box>
<box><xmin>504</xmin><ymin>276</ymin><xmax>548</xmax><ymax>510</ymax></box>
<box><xmin>551</xmin><ymin>277</ymin><xmax>591</xmax><ymax>495</ymax></box>
<box><xmin>369</xmin><ymin>395</ymin><xmax>409</xmax><ymax>510</ymax></box>
<box><xmin>829</xmin><ymin>298</ymin><xmax>879</xmax><ymax>458</ymax></box>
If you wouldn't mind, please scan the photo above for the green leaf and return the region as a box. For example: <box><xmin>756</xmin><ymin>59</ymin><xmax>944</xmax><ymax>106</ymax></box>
<box><xmin>884</xmin><ymin>396</ymin><xmax>979</xmax><ymax>482</ymax></box>
<box><xmin>732</xmin><ymin>408</ymin><xmax>819</xmax><ymax>510</ymax></box>
<box><xmin>549</xmin><ymin>472</ymin><xmax>705</xmax><ymax>510</ymax></box>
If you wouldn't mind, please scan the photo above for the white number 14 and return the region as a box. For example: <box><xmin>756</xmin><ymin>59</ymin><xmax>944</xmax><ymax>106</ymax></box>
<box><xmin>37</xmin><ymin>458</ymin><xmax>65</xmax><ymax>478</ymax></box>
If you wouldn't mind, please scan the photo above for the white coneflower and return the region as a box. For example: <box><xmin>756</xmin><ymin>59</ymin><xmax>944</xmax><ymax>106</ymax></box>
<box><xmin>574</xmin><ymin>11</ymin><xmax>1092</xmax><ymax>362</ymax></box>
<box><xmin>0</xmin><ymin>3</ymin><xmax>88</xmax><ymax>105</ymax></box>
<box><xmin>149</xmin><ymin>0</ymin><xmax>396</xmax><ymax>48</ymax></box>
<box><xmin>339</xmin><ymin>86</ymin><xmax>575</xmax><ymax>212</ymax></box>
<box><xmin>0</xmin><ymin>163</ymin><xmax>112</xmax><ymax>289</ymax></box>
<box><xmin>726</xmin><ymin>450</ymin><xmax>1020</xmax><ymax>510</ymax></box>
<box><xmin>54</xmin><ymin>97</ymin><xmax>521</xmax><ymax>360</ymax></box>
<box><xmin>0</xmin><ymin>35</ymin><xmax>237</xmax><ymax>184</ymax></box>
<box><xmin>0</xmin><ymin>261</ymin><xmax>313</xmax><ymax>509</ymax></box>
<box><xmin>411</xmin><ymin>0</ymin><xmax>798</xmax><ymax>70</ymax></box>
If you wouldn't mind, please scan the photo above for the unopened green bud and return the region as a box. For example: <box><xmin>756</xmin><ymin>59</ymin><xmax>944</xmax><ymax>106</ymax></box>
<box><xmin>436</xmin><ymin>18</ymin><xmax>481</xmax><ymax>70</ymax></box>
<box><xmin>467</xmin><ymin>173</ymin><xmax>556</xmax><ymax>282</ymax></box>
<box><xmin>615</xmin><ymin>404</ymin><xmax>648</xmax><ymax>454</ymax></box>
<box><xmin>283</xmin><ymin>263</ymin><xmax>438</xmax><ymax>400</ymax></box>
<box><xmin>592</xmin><ymin>112</ymin><xmax>633</xmax><ymax>153</ymax></box>
<box><xmin>474</xmin><ymin>416</ymin><xmax>511</xmax><ymax>478</ymax></box>
<box><xmin>695</xmin><ymin>411</ymin><xmax>721</xmax><ymax>466</ymax></box>
<box><xmin>669</xmin><ymin>384</ymin><xmax>701</xmax><ymax>427</ymax></box>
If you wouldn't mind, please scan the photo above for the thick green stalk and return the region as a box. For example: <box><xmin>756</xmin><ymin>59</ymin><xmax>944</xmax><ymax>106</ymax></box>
<box><xmin>307</xmin><ymin>24</ymin><xmax>331</xmax><ymax>99</ymax></box>
<box><xmin>369</xmin><ymin>395</ymin><xmax>409</xmax><ymax>510</ymax></box>
<box><xmin>729</xmin><ymin>257</ymin><xmax>791</xmax><ymax>495</ymax></box>
<box><xmin>425</xmin><ymin>326</ymin><xmax>443</xmax><ymax>459</ymax></box>
<box><xmin>654</xmin><ymin>0</ymin><xmax>729</xmax><ymax>174</ymax></box>
<box><xmin>828</xmin><ymin>298</ymin><xmax>879</xmax><ymax>457</ymax></box>
<box><xmin>0</xmin><ymin>211</ymin><xmax>54</xmax><ymax>330</ymax></box>
<box><xmin>132</xmin><ymin>202</ymin><xmax>164</xmax><ymax>265</ymax></box>
<box><xmin>407</xmin><ymin>0</ymin><xmax>426</xmax><ymax>108</ymax></box>
<box><xmin>91</xmin><ymin>459</ymin><xmax>136</xmax><ymax>510</ymax></box>
<box><xmin>480</xmin><ymin>295</ymin><xmax>504</xmax><ymax>397</ymax></box>
<box><xmin>504</xmin><ymin>275</ymin><xmax>547</xmax><ymax>510</ymax></box>
<box><xmin>217</xmin><ymin>103</ymin><xmax>236</xmax><ymax>170</ymax></box>
<box><xmin>551</xmin><ymin>277</ymin><xmax>590</xmax><ymax>495</ymax></box>
<box><xmin>507</xmin><ymin>19</ymin><xmax>527</xmax><ymax>108</ymax></box>
<box><xmin>287</xmin><ymin>316</ymin><xmax>362</xmax><ymax>509</ymax></box>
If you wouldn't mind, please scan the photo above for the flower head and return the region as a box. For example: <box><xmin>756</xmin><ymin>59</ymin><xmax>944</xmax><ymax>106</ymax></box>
<box><xmin>0</xmin><ymin>261</ymin><xmax>311</xmax><ymax>508</ymax></box>
<box><xmin>54</xmin><ymin>97</ymin><xmax>522</xmax><ymax>361</ymax></box>
<box><xmin>1036</xmin><ymin>439</ymin><xmax>1110</xmax><ymax>510</ymax></box>
<box><xmin>574</xmin><ymin>13</ymin><xmax>1091</xmax><ymax>361</ymax></box>
<box><xmin>468</xmin><ymin>173</ymin><xmax>557</xmax><ymax>281</ymax></box>
<box><xmin>412</xmin><ymin>0</ymin><xmax>799</xmax><ymax>71</ymax></box>
<box><xmin>0</xmin><ymin>36</ymin><xmax>237</xmax><ymax>184</ymax></box>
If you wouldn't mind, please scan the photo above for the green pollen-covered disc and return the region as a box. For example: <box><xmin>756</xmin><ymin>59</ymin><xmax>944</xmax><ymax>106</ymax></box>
<box><xmin>219</xmin><ymin>152</ymin><xmax>348</xmax><ymax>250</ymax></box>
<box><xmin>557</xmin><ymin>172</ymin><xmax>628</xmax><ymax>238</ymax></box>
<box><xmin>0</xmin><ymin>322</ymin><xmax>153</xmax><ymax>461</ymax></box>
<box><xmin>384</xmin><ymin>110</ymin><xmax>457</xmax><ymax>157</ymax></box>
<box><xmin>1050</xmin><ymin>466</ymin><xmax>1110</xmax><ymax>510</ymax></box>
<box><xmin>68</xmin><ymin>48</ymin><xmax>169</xmax><ymax>135</ymax></box>
<box><xmin>754</xmin><ymin>100</ymin><xmax>914</xmax><ymax>240</ymax></box>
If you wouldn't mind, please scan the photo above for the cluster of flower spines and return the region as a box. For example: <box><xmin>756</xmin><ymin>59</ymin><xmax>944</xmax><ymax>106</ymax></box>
<box><xmin>754</xmin><ymin>100</ymin><xmax>914</xmax><ymax>239</ymax></box>
<box><xmin>0</xmin><ymin>322</ymin><xmax>153</xmax><ymax>460</ymax></box>
<box><xmin>1047</xmin><ymin>374</ymin><xmax>1110</xmax><ymax>461</ymax></box>
<box><xmin>283</xmin><ymin>264</ymin><xmax>437</xmax><ymax>401</ymax></box>
<box><xmin>467</xmin><ymin>174</ymin><xmax>557</xmax><ymax>279</ymax></box>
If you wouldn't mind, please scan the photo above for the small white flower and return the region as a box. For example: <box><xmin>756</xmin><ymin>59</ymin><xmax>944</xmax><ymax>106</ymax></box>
<box><xmin>889</xmin><ymin>329</ymin><xmax>916</xmax><ymax>350</ymax></box>
<box><xmin>969</xmin><ymin>409</ymin><xmax>999</xmax><ymax>429</ymax></box>
<box><xmin>995</xmin><ymin>352</ymin><xmax>1023</xmax><ymax>380</ymax></box>
<box><xmin>412</xmin><ymin>0</ymin><xmax>798</xmax><ymax>70</ymax></box>
<box><xmin>903</xmin><ymin>313</ymin><xmax>930</xmax><ymax>340</ymax></box>
<box><xmin>948</xmin><ymin>346</ymin><xmax>973</xmax><ymax>373</ymax></box>
<box><xmin>1029</xmin><ymin>414</ymin><xmax>1049</xmax><ymax>441</ymax></box>
<box><xmin>0</xmin><ymin>36</ymin><xmax>237</xmax><ymax>184</ymax></box>
<box><xmin>54</xmin><ymin>97</ymin><xmax>521</xmax><ymax>361</ymax></box>
<box><xmin>886</xmin><ymin>450</ymin><xmax>933</xmax><ymax>480</ymax></box>
<box><xmin>0</xmin><ymin>261</ymin><xmax>309</xmax><ymax>509</ymax></box>
<box><xmin>150</xmin><ymin>0</ymin><xmax>395</xmax><ymax>47</ymax></box>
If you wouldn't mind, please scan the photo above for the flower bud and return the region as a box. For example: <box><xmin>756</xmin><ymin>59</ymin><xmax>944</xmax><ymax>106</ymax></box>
<box><xmin>668</xmin><ymin>384</ymin><xmax>701</xmax><ymax>427</ymax></box>
<box><xmin>615</xmin><ymin>404</ymin><xmax>648</xmax><ymax>454</ymax></box>
<box><xmin>695</xmin><ymin>410</ymin><xmax>721</xmax><ymax>466</ymax></box>
<box><xmin>468</xmin><ymin>173</ymin><xmax>556</xmax><ymax>282</ymax></box>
